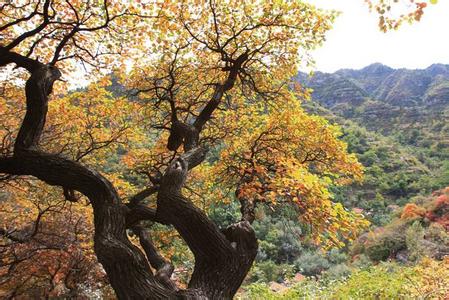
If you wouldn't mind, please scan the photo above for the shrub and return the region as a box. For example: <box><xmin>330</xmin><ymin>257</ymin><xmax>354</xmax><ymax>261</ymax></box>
<box><xmin>238</xmin><ymin>258</ymin><xmax>449</xmax><ymax>300</ymax></box>
<box><xmin>323</xmin><ymin>263</ymin><xmax>352</xmax><ymax>280</ymax></box>
<box><xmin>401</xmin><ymin>203</ymin><xmax>426</xmax><ymax>220</ymax></box>
<box><xmin>280</xmin><ymin>280</ymin><xmax>330</xmax><ymax>299</ymax></box>
<box><xmin>294</xmin><ymin>251</ymin><xmax>330</xmax><ymax>276</ymax></box>
<box><xmin>405</xmin><ymin>221</ymin><xmax>426</xmax><ymax>262</ymax></box>
<box><xmin>405</xmin><ymin>257</ymin><xmax>449</xmax><ymax>299</ymax></box>
<box><xmin>331</xmin><ymin>262</ymin><xmax>411</xmax><ymax>299</ymax></box>
<box><xmin>248</xmin><ymin>261</ymin><xmax>294</xmax><ymax>283</ymax></box>
<box><xmin>364</xmin><ymin>227</ymin><xmax>406</xmax><ymax>262</ymax></box>
<box><xmin>239</xmin><ymin>283</ymin><xmax>277</xmax><ymax>300</ymax></box>
<box><xmin>327</xmin><ymin>249</ymin><xmax>348</xmax><ymax>265</ymax></box>
<box><xmin>237</xmin><ymin>279</ymin><xmax>330</xmax><ymax>300</ymax></box>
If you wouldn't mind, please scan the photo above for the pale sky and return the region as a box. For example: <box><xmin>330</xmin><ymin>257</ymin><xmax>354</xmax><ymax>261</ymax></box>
<box><xmin>308</xmin><ymin>0</ymin><xmax>449</xmax><ymax>72</ymax></box>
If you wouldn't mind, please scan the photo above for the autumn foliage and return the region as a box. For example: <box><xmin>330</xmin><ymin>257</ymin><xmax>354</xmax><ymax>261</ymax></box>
<box><xmin>365</xmin><ymin>0</ymin><xmax>438</xmax><ymax>32</ymax></box>
<box><xmin>1</xmin><ymin>0</ymin><xmax>371</xmax><ymax>298</ymax></box>
<box><xmin>401</xmin><ymin>187</ymin><xmax>449</xmax><ymax>229</ymax></box>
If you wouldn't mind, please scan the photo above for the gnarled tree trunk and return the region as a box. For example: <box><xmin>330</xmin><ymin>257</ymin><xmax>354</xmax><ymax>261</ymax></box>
<box><xmin>0</xmin><ymin>47</ymin><xmax>258</xmax><ymax>299</ymax></box>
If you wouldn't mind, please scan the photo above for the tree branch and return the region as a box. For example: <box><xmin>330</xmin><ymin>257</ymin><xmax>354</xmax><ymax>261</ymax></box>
<box><xmin>193</xmin><ymin>50</ymin><xmax>249</xmax><ymax>132</ymax></box>
<box><xmin>132</xmin><ymin>225</ymin><xmax>177</xmax><ymax>291</ymax></box>
<box><xmin>0</xmin><ymin>51</ymin><xmax>176</xmax><ymax>298</ymax></box>
<box><xmin>0</xmin><ymin>47</ymin><xmax>42</xmax><ymax>72</ymax></box>
<box><xmin>128</xmin><ymin>185</ymin><xmax>159</xmax><ymax>207</ymax></box>
<box><xmin>126</xmin><ymin>204</ymin><xmax>169</xmax><ymax>227</ymax></box>
<box><xmin>4</xmin><ymin>0</ymin><xmax>52</xmax><ymax>51</ymax></box>
<box><xmin>156</xmin><ymin>153</ymin><xmax>234</xmax><ymax>261</ymax></box>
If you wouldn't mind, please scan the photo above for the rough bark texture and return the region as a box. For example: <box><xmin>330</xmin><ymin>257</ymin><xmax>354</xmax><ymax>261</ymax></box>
<box><xmin>0</xmin><ymin>47</ymin><xmax>258</xmax><ymax>299</ymax></box>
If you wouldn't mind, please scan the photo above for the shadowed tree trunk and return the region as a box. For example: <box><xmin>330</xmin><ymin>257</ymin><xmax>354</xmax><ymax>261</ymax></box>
<box><xmin>0</xmin><ymin>47</ymin><xmax>258</xmax><ymax>299</ymax></box>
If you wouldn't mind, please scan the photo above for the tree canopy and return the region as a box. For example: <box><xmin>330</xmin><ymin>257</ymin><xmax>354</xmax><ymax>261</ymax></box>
<box><xmin>1</xmin><ymin>1</ymin><xmax>369</xmax><ymax>298</ymax></box>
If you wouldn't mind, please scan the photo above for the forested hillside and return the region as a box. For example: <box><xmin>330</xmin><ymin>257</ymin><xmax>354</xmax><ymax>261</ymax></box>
<box><xmin>298</xmin><ymin>63</ymin><xmax>449</xmax><ymax>154</ymax></box>
<box><xmin>238</xmin><ymin>65</ymin><xmax>449</xmax><ymax>298</ymax></box>
<box><xmin>298</xmin><ymin>64</ymin><xmax>449</xmax><ymax>225</ymax></box>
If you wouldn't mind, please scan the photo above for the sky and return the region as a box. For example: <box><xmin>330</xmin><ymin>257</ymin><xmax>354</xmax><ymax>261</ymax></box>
<box><xmin>307</xmin><ymin>0</ymin><xmax>449</xmax><ymax>72</ymax></box>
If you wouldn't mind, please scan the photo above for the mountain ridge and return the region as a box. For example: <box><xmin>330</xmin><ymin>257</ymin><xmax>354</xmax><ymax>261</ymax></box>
<box><xmin>307</xmin><ymin>63</ymin><xmax>449</xmax><ymax>106</ymax></box>
<box><xmin>297</xmin><ymin>63</ymin><xmax>449</xmax><ymax>137</ymax></box>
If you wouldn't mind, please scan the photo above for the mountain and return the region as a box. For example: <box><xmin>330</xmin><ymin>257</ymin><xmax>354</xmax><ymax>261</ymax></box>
<box><xmin>297</xmin><ymin>63</ymin><xmax>449</xmax><ymax>148</ymax></box>
<box><xmin>297</xmin><ymin>64</ymin><xmax>449</xmax><ymax>225</ymax></box>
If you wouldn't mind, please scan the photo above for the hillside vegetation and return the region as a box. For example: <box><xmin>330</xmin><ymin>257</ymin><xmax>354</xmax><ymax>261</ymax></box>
<box><xmin>299</xmin><ymin>64</ymin><xmax>449</xmax><ymax>225</ymax></box>
<box><xmin>239</xmin><ymin>64</ymin><xmax>449</xmax><ymax>299</ymax></box>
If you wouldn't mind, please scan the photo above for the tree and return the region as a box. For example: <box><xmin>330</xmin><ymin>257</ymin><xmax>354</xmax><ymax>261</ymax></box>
<box><xmin>1</xmin><ymin>1</ymin><xmax>367</xmax><ymax>298</ymax></box>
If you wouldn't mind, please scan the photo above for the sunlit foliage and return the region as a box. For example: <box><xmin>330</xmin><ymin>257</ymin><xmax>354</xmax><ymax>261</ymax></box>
<box><xmin>365</xmin><ymin>0</ymin><xmax>438</xmax><ymax>32</ymax></box>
